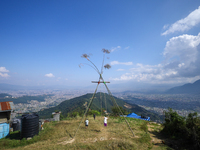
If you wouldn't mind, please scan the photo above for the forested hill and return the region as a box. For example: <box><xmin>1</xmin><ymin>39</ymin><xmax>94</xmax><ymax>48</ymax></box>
<box><xmin>38</xmin><ymin>92</ymin><xmax>161</xmax><ymax>121</ymax></box>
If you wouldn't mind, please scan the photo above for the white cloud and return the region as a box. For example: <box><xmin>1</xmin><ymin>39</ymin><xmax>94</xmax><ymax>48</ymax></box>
<box><xmin>0</xmin><ymin>67</ymin><xmax>9</xmax><ymax>72</ymax></box>
<box><xmin>163</xmin><ymin>24</ymin><xmax>169</xmax><ymax>30</ymax></box>
<box><xmin>0</xmin><ymin>73</ymin><xmax>9</xmax><ymax>78</ymax></box>
<box><xmin>163</xmin><ymin>33</ymin><xmax>200</xmax><ymax>66</ymax></box>
<box><xmin>124</xmin><ymin>46</ymin><xmax>130</xmax><ymax>50</ymax></box>
<box><xmin>110</xmin><ymin>61</ymin><xmax>133</xmax><ymax>66</ymax></box>
<box><xmin>117</xmin><ymin>69</ymin><xmax>125</xmax><ymax>71</ymax></box>
<box><xmin>110</xmin><ymin>46</ymin><xmax>121</xmax><ymax>52</ymax></box>
<box><xmin>45</xmin><ymin>73</ymin><xmax>55</xmax><ymax>78</ymax></box>
<box><xmin>110</xmin><ymin>33</ymin><xmax>200</xmax><ymax>84</ymax></box>
<box><xmin>0</xmin><ymin>67</ymin><xmax>9</xmax><ymax>78</ymax></box>
<box><xmin>178</xmin><ymin>63</ymin><xmax>185</xmax><ymax>68</ymax></box>
<box><xmin>162</xmin><ymin>6</ymin><xmax>200</xmax><ymax>35</ymax></box>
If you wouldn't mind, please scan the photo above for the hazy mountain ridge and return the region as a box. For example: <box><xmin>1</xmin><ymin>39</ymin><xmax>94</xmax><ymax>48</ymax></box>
<box><xmin>166</xmin><ymin>79</ymin><xmax>200</xmax><ymax>94</ymax></box>
<box><xmin>0</xmin><ymin>83</ymin><xmax>80</xmax><ymax>91</ymax></box>
<box><xmin>0</xmin><ymin>93</ymin><xmax>12</xmax><ymax>99</ymax></box>
<box><xmin>0</xmin><ymin>94</ymin><xmax>53</xmax><ymax>104</ymax></box>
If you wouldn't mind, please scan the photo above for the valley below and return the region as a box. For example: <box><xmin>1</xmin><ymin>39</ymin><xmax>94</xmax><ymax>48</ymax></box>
<box><xmin>1</xmin><ymin>89</ymin><xmax>200</xmax><ymax>119</ymax></box>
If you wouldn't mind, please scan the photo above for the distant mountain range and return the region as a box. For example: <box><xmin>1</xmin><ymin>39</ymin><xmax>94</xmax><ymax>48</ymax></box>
<box><xmin>166</xmin><ymin>79</ymin><xmax>200</xmax><ymax>94</ymax></box>
<box><xmin>0</xmin><ymin>93</ymin><xmax>12</xmax><ymax>99</ymax></box>
<box><xmin>38</xmin><ymin>92</ymin><xmax>161</xmax><ymax>121</ymax></box>
<box><xmin>0</xmin><ymin>94</ymin><xmax>53</xmax><ymax>104</ymax></box>
<box><xmin>0</xmin><ymin>83</ymin><xmax>80</xmax><ymax>91</ymax></box>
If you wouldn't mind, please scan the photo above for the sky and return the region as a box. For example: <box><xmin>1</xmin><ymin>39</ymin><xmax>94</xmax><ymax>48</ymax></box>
<box><xmin>0</xmin><ymin>0</ymin><xmax>200</xmax><ymax>91</ymax></box>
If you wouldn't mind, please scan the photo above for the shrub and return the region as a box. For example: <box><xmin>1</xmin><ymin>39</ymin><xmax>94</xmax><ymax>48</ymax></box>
<box><xmin>162</xmin><ymin>108</ymin><xmax>186</xmax><ymax>138</ymax></box>
<box><xmin>140</xmin><ymin>121</ymin><xmax>148</xmax><ymax>133</ymax></box>
<box><xmin>111</xmin><ymin>106</ymin><xmax>127</xmax><ymax>116</ymax></box>
<box><xmin>161</xmin><ymin>108</ymin><xmax>200</xmax><ymax>149</ymax></box>
<box><xmin>88</xmin><ymin>110</ymin><xmax>100</xmax><ymax>115</ymax></box>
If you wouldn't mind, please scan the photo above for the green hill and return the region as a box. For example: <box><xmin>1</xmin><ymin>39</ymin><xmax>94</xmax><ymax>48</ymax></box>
<box><xmin>38</xmin><ymin>92</ymin><xmax>161</xmax><ymax>121</ymax></box>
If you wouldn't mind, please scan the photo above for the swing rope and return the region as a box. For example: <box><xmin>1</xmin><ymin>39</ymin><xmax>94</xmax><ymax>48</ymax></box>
<box><xmin>79</xmin><ymin>50</ymin><xmax>135</xmax><ymax>138</ymax></box>
<box><xmin>100</xmin><ymin>84</ymin><xmax>102</xmax><ymax>116</ymax></box>
<box><xmin>72</xmin><ymin>83</ymin><xmax>99</xmax><ymax>139</ymax></box>
<box><xmin>103</xmin><ymin>85</ymin><xmax>107</xmax><ymax>114</ymax></box>
<box><xmin>72</xmin><ymin>76</ymin><xmax>135</xmax><ymax>139</ymax></box>
<box><xmin>103</xmin><ymin>83</ymin><xmax>135</xmax><ymax>137</ymax></box>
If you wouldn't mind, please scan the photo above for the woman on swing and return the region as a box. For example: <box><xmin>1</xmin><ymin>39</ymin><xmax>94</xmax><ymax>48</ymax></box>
<box><xmin>104</xmin><ymin>115</ymin><xmax>108</xmax><ymax>127</ymax></box>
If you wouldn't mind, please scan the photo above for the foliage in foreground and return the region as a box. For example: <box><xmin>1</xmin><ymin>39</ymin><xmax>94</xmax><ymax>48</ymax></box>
<box><xmin>161</xmin><ymin>108</ymin><xmax>200</xmax><ymax>149</ymax></box>
<box><xmin>111</xmin><ymin>106</ymin><xmax>129</xmax><ymax>116</ymax></box>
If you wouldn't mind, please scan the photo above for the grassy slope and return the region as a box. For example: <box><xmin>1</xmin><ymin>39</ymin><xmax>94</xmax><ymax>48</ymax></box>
<box><xmin>0</xmin><ymin>116</ymin><xmax>171</xmax><ymax>150</ymax></box>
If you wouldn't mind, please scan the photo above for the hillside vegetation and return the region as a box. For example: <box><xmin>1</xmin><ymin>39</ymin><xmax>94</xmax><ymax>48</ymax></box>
<box><xmin>0</xmin><ymin>116</ymin><xmax>170</xmax><ymax>150</ymax></box>
<box><xmin>38</xmin><ymin>93</ymin><xmax>161</xmax><ymax>121</ymax></box>
<box><xmin>161</xmin><ymin>108</ymin><xmax>200</xmax><ymax>150</ymax></box>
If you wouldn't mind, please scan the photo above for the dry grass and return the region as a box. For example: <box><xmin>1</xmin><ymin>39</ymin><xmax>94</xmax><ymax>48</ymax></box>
<box><xmin>2</xmin><ymin>116</ymin><xmax>172</xmax><ymax>150</ymax></box>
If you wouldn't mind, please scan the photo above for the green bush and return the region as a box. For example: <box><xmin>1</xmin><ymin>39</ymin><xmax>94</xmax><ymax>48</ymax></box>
<box><xmin>161</xmin><ymin>108</ymin><xmax>200</xmax><ymax>149</ymax></box>
<box><xmin>140</xmin><ymin>121</ymin><xmax>148</xmax><ymax>133</ymax></box>
<box><xmin>88</xmin><ymin>110</ymin><xmax>100</xmax><ymax>115</ymax></box>
<box><xmin>162</xmin><ymin>108</ymin><xmax>186</xmax><ymax>138</ymax></box>
<box><xmin>111</xmin><ymin>106</ymin><xmax>127</xmax><ymax>116</ymax></box>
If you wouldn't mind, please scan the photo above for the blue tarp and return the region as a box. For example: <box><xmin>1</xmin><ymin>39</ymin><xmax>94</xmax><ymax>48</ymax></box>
<box><xmin>126</xmin><ymin>113</ymin><xmax>150</xmax><ymax>121</ymax></box>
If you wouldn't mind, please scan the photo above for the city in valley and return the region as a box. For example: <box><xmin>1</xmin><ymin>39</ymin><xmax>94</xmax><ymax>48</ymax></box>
<box><xmin>1</xmin><ymin>89</ymin><xmax>199</xmax><ymax>117</ymax></box>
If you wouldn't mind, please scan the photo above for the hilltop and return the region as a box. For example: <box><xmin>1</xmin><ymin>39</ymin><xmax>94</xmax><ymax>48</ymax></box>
<box><xmin>38</xmin><ymin>92</ymin><xmax>162</xmax><ymax>122</ymax></box>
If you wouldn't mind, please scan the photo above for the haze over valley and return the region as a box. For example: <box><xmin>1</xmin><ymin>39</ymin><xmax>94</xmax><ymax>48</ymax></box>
<box><xmin>1</xmin><ymin>79</ymin><xmax>200</xmax><ymax>119</ymax></box>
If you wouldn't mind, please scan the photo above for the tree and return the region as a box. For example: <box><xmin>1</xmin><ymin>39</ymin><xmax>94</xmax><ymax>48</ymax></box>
<box><xmin>111</xmin><ymin>106</ymin><xmax>127</xmax><ymax>116</ymax></box>
<box><xmin>161</xmin><ymin>108</ymin><xmax>200</xmax><ymax>149</ymax></box>
<box><xmin>162</xmin><ymin>108</ymin><xmax>186</xmax><ymax>137</ymax></box>
<box><xmin>88</xmin><ymin>110</ymin><xmax>100</xmax><ymax>115</ymax></box>
<box><xmin>186</xmin><ymin>112</ymin><xmax>200</xmax><ymax>148</ymax></box>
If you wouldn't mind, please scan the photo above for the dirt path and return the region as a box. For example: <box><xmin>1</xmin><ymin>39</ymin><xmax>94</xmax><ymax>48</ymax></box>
<box><xmin>147</xmin><ymin>123</ymin><xmax>171</xmax><ymax>149</ymax></box>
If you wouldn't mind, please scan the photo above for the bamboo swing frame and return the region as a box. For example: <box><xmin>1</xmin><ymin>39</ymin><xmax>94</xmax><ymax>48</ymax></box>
<box><xmin>73</xmin><ymin>50</ymin><xmax>135</xmax><ymax>139</ymax></box>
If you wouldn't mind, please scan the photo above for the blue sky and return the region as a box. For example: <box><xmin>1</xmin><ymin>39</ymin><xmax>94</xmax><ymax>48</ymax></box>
<box><xmin>0</xmin><ymin>0</ymin><xmax>200</xmax><ymax>90</ymax></box>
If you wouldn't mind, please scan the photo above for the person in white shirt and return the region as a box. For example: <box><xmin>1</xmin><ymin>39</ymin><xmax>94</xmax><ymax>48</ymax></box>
<box><xmin>85</xmin><ymin>118</ymin><xmax>89</xmax><ymax>129</ymax></box>
<box><xmin>104</xmin><ymin>116</ymin><xmax>108</xmax><ymax>127</ymax></box>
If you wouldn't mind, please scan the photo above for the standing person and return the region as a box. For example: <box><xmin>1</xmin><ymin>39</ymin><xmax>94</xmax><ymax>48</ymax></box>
<box><xmin>93</xmin><ymin>113</ymin><xmax>96</xmax><ymax>120</ymax></box>
<box><xmin>85</xmin><ymin>118</ymin><xmax>89</xmax><ymax>129</ymax></box>
<box><xmin>104</xmin><ymin>116</ymin><xmax>108</xmax><ymax>127</ymax></box>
